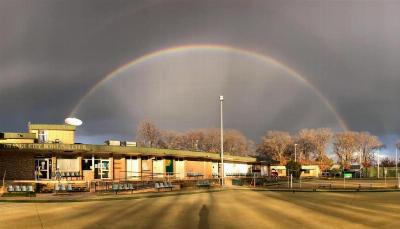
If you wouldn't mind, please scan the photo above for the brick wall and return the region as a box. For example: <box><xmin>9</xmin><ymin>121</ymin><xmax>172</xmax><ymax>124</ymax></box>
<box><xmin>113</xmin><ymin>156</ymin><xmax>126</xmax><ymax>180</ymax></box>
<box><xmin>0</xmin><ymin>151</ymin><xmax>35</xmax><ymax>180</ymax></box>
<box><xmin>185</xmin><ymin>160</ymin><xmax>213</xmax><ymax>178</ymax></box>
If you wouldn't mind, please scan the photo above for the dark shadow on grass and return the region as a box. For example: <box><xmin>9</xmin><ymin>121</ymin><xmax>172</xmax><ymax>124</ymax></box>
<box><xmin>230</xmin><ymin>190</ymin><xmax>305</xmax><ymax>227</ymax></box>
<box><xmin>198</xmin><ymin>204</ymin><xmax>209</xmax><ymax>229</ymax></box>
<box><xmin>259</xmin><ymin>191</ymin><xmax>400</xmax><ymax>227</ymax></box>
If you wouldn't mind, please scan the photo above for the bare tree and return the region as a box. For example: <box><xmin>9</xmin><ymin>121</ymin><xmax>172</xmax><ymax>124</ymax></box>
<box><xmin>296</xmin><ymin>129</ymin><xmax>316</xmax><ymax>162</ymax></box>
<box><xmin>333</xmin><ymin>131</ymin><xmax>359</xmax><ymax>169</ymax></box>
<box><xmin>183</xmin><ymin>129</ymin><xmax>205</xmax><ymax>151</ymax></box>
<box><xmin>296</xmin><ymin>128</ymin><xmax>332</xmax><ymax>167</ymax></box>
<box><xmin>356</xmin><ymin>132</ymin><xmax>382</xmax><ymax>168</ymax></box>
<box><xmin>381</xmin><ymin>157</ymin><xmax>396</xmax><ymax>167</ymax></box>
<box><xmin>202</xmin><ymin>128</ymin><xmax>220</xmax><ymax>153</ymax></box>
<box><xmin>159</xmin><ymin>130</ymin><xmax>184</xmax><ymax>149</ymax></box>
<box><xmin>257</xmin><ymin>131</ymin><xmax>293</xmax><ymax>165</ymax></box>
<box><xmin>136</xmin><ymin>120</ymin><xmax>160</xmax><ymax>147</ymax></box>
<box><xmin>224</xmin><ymin>129</ymin><xmax>250</xmax><ymax>156</ymax></box>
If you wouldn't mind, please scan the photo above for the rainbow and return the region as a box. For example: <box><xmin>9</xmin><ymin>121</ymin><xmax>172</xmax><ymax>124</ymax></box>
<box><xmin>69</xmin><ymin>44</ymin><xmax>348</xmax><ymax>131</ymax></box>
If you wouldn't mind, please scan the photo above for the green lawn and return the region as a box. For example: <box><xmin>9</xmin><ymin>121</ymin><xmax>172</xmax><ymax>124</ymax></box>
<box><xmin>1</xmin><ymin>190</ymin><xmax>399</xmax><ymax>228</ymax></box>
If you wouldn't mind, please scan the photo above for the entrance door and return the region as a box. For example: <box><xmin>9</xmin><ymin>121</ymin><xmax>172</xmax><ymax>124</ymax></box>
<box><xmin>153</xmin><ymin>159</ymin><xmax>164</xmax><ymax>178</ymax></box>
<box><xmin>126</xmin><ymin>157</ymin><xmax>139</xmax><ymax>179</ymax></box>
<box><xmin>94</xmin><ymin>159</ymin><xmax>110</xmax><ymax>179</ymax></box>
<box><xmin>176</xmin><ymin>159</ymin><xmax>185</xmax><ymax>179</ymax></box>
<box><xmin>165</xmin><ymin>159</ymin><xmax>173</xmax><ymax>176</ymax></box>
<box><xmin>100</xmin><ymin>160</ymin><xmax>110</xmax><ymax>179</ymax></box>
<box><xmin>35</xmin><ymin>158</ymin><xmax>50</xmax><ymax>180</ymax></box>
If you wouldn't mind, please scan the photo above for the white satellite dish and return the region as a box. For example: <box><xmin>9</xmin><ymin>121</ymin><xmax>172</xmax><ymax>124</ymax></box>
<box><xmin>65</xmin><ymin>117</ymin><xmax>83</xmax><ymax>126</ymax></box>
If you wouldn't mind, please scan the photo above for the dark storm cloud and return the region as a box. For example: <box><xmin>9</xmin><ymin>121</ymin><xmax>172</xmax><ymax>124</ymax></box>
<box><xmin>1</xmin><ymin>0</ymin><xmax>400</xmax><ymax>153</ymax></box>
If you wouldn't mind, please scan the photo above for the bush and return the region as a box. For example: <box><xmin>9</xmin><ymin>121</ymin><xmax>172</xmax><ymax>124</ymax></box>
<box><xmin>286</xmin><ymin>161</ymin><xmax>302</xmax><ymax>178</ymax></box>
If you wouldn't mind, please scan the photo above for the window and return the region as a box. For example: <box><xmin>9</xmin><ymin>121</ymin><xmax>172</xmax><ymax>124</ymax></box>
<box><xmin>304</xmin><ymin>170</ymin><xmax>310</xmax><ymax>174</ymax></box>
<box><xmin>82</xmin><ymin>158</ymin><xmax>93</xmax><ymax>170</ymax></box>
<box><xmin>38</xmin><ymin>130</ymin><xmax>48</xmax><ymax>143</ymax></box>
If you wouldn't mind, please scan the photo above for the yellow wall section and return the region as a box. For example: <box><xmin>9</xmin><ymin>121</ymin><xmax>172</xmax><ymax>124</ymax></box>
<box><xmin>0</xmin><ymin>139</ymin><xmax>35</xmax><ymax>143</ymax></box>
<box><xmin>29</xmin><ymin>129</ymin><xmax>75</xmax><ymax>144</ymax></box>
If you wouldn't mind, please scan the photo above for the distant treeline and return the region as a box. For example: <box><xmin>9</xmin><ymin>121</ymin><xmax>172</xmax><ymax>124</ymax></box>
<box><xmin>136</xmin><ymin>120</ymin><xmax>398</xmax><ymax>169</ymax></box>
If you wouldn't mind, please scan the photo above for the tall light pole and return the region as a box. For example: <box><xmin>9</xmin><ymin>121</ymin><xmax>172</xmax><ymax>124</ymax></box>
<box><xmin>294</xmin><ymin>144</ymin><xmax>298</xmax><ymax>162</ymax></box>
<box><xmin>220</xmin><ymin>95</ymin><xmax>224</xmax><ymax>186</ymax></box>
<box><xmin>359</xmin><ymin>148</ymin><xmax>362</xmax><ymax>178</ymax></box>
<box><xmin>377</xmin><ymin>149</ymin><xmax>380</xmax><ymax>179</ymax></box>
<box><xmin>396</xmin><ymin>146</ymin><xmax>398</xmax><ymax>179</ymax></box>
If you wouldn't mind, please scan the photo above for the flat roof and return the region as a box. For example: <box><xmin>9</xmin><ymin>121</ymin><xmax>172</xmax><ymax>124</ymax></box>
<box><xmin>0</xmin><ymin>132</ymin><xmax>36</xmax><ymax>139</ymax></box>
<box><xmin>0</xmin><ymin>143</ymin><xmax>257</xmax><ymax>163</ymax></box>
<box><xmin>28</xmin><ymin>123</ymin><xmax>76</xmax><ymax>131</ymax></box>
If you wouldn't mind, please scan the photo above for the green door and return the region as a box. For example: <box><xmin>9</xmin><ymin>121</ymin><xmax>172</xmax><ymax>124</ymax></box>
<box><xmin>165</xmin><ymin>159</ymin><xmax>173</xmax><ymax>176</ymax></box>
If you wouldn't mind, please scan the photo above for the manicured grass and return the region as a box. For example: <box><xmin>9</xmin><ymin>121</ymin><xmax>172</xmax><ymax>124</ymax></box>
<box><xmin>0</xmin><ymin>190</ymin><xmax>399</xmax><ymax>228</ymax></box>
<box><xmin>1</xmin><ymin>192</ymin><xmax>36</xmax><ymax>197</ymax></box>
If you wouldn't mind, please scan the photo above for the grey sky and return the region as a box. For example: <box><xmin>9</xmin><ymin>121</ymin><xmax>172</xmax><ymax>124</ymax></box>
<box><xmin>1</xmin><ymin>0</ymin><xmax>399</xmax><ymax>155</ymax></box>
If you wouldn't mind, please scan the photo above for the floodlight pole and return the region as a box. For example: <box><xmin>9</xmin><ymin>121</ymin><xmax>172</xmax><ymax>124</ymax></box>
<box><xmin>396</xmin><ymin>147</ymin><xmax>398</xmax><ymax>179</ymax></box>
<box><xmin>377</xmin><ymin>149</ymin><xmax>380</xmax><ymax>179</ymax></box>
<box><xmin>359</xmin><ymin>147</ymin><xmax>362</xmax><ymax>178</ymax></box>
<box><xmin>396</xmin><ymin>147</ymin><xmax>399</xmax><ymax>188</ymax></box>
<box><xmin>220</xmin><ymin>95</ymin><xmax>224</xmax><ymax>187</ymax></box>
<box><xmin>294</xmin><ymin>144</ymin><xmax>298</xmax><ymax>163</ymax></box>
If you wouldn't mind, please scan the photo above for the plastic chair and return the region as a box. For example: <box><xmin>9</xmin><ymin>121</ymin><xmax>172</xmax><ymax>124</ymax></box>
<box><xmin>21</xmin><ymin>186</ymin><xmax>27</xmax><ymax>192</ymax></box>
<box><xmin>159</xmin><ymin>183</ymin><xmax>165</xmax><ymax>190</ymax></box>
<box><xmin>28</xmin><ymin>186</ymin><xmax>34</xmax><ymax>192</ymax></box>
<box><xmin>15</xmin><ymin>185</ymin><xmax>21</xmax><ymax>192</ymax></box>
<box><xmin>65</xmin><ymin>172</ymin><xmax>70</xmax><ymax>180</ymax></box>
<box><xmin>67</xmin><ymin>184</ymin><xmax>73</xmax><ymax>192</ymax></box>
<box><xmin>123</xmin><ymin>184</ymin><xmax>128</xmax><ymax>190</ymax></box>
<box><xmin>112</xmin><ymin>184</ymin><xmax>118</xmax><ymax>190</ymax></box>
<box><xmin>7</xmin><ymin>185</ymin><xmax>14</xmax><ymax>192</ymax></box>
<box><xmin>60</xmin><ymin>184</ymin><xmax>66</xmax><ymax>191</ymax></box>
<box><xmin>112</xmin><ymin>184</ymin><xmax>120</xmax><ymax>194</ymax></box>
<box><xmin>54</xmin><ymin>184</ymin><xmax>60</xmax><ymax>192</ymax></box>
<box><xmin>128</xmin><ymin>183</ymin><xmax>134</xmax><ymax>190</ymax></box>
<box><xmin>163</xmin><ymin>181</ymin><xmax>169</xmax><ymax>188</ymax></box>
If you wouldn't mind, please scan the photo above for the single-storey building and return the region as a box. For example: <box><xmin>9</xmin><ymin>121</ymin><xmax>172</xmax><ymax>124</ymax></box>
<box><xmin>270</xmin><ymin>165</ymin><xmax>321</xmax><ymax>177</ymax></box>
<box><xmin>270</xmin><ymin>165</ymin><xmax>287</xmax><ymax>177</ymax></box>
<box><xmin>300</xmin><ymin>165</ymin><xmax>320</xmax><ymax>177</ymax></box>
<box><xmin>0</xmin><ymin>123</ymin><xmax>265</xmax><ymax>183</ymax></box>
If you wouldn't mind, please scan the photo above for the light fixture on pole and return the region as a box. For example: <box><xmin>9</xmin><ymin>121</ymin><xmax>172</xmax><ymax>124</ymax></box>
<box><xmin>220</xmin><ymin>95</ymin><xmax>224</xmax><ymax>186</ymax></box>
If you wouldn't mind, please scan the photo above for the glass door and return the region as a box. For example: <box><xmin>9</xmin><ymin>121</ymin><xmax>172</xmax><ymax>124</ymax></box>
<box><xmin>100</xmin><ymin>160</ymin><xmax>110</xmax><ymax>179</ymax></box>
<box><xmin>35</xmin><ymin>158</ymin><xmax>50</xmax><ymax>180</ymax></box>
<box><xmin>94</xmin><ymin>159</ymin><xmax>110</xmax><ymax>179</ymax></box>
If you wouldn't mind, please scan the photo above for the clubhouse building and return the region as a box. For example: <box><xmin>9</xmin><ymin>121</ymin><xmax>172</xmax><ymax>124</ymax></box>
<box><xmin>0</xmin><ymin>123</ymin><xmax>265</xmax><ymax>183</ymax></box>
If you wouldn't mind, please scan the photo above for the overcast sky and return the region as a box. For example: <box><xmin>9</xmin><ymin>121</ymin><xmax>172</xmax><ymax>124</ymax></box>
<box><xmin>1</xmin><ymin>0</ymin><xmax>400</xmax><ymax>156</ymax></box>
